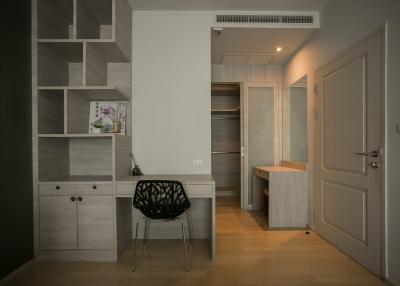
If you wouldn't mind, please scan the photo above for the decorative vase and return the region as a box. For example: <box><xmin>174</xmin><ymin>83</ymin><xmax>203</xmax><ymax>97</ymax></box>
<box><xmin>92</xmin><ymin>127</ymin><xmax>102</xmax><ymax>134</ymax></box>
<box><xmin>113</xmin><ymin>122</ymin><xmax>121</xmax><ymax>133</ymax></box>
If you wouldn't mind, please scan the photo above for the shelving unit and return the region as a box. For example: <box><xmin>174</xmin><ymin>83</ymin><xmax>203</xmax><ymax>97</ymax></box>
<box><xmin>211</xmin><ymin>83</ymin><xmax>241</xmax><ymax>197</ymax></box>
<box><xmin>32</xmin><ymin>0</ymin><xmax>132</xmax><ymax>260</ymax></box>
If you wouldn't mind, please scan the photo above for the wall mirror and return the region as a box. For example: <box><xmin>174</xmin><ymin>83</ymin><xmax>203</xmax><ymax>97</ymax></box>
<box><xmin>282</xmin><ymin>75</ymin><xmax>308</xmax><ymax>162</ymax></box>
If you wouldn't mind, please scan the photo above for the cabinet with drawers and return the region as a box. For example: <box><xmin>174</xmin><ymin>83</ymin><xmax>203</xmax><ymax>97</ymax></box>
<box><xmin>39</xmin><ymin>184</ymin><xmax>114</xmax><ymax>251</ymax></box>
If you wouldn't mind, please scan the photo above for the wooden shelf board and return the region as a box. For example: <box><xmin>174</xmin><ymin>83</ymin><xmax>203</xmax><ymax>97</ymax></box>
<box><xmin>37</xmin><ymin>86</ymin><xmax>128</xmax><ymax>100</ymax></box>
<box><xmin>38</xmin><ymin>133</ymin><xmax>116</xmax><ymax>138</ymax></box>
<box><xmin>39</xmin><ymin>175</ymin><xmax>113</xmax><ymax>183</ymax></box>
<box><xmin>211</xmin><ymin>108</ymin><xmax>240</xmax><ymax>114</ymax></box>
<box><xmin>37</xmin><ymin>39</ymin><xmax>115</xmax><ymax>43</ymax></box>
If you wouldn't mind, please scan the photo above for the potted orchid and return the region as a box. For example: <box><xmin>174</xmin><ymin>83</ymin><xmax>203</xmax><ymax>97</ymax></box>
<box><xmin>100</xmin><ymin>102</ymin><xmax>125</xmax><ymax>133</ymax></box>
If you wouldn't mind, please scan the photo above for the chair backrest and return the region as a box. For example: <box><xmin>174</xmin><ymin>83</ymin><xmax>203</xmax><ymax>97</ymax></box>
<box><xmin>133</xmin><ymin>180</ymin><xmax>191</xmax><ymax>219</ymax></box>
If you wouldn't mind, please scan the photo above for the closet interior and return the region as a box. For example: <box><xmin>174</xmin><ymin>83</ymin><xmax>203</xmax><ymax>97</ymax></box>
<box><xmin>211</xmin><ymin>83</ymin><xmax>241</xmax><ymax>198</ymax></box>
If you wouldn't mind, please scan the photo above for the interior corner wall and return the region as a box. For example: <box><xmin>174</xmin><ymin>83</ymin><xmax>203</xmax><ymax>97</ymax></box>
<box><xmin>282</xmin><ymin>0</ymin><xmax>400</xmax><ymax>283</ymax></box>
<box><xmin>0</xmin><ymin>0</ymin><xmax>33</xmax><ymax>279</ymax></box>
<box><xmin>132</xmin><ymin>11</ymin><xmax>214</xmax><ymax>174</ymax></box>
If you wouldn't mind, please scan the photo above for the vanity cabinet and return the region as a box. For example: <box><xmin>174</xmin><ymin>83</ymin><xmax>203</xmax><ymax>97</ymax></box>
<box><xmin>39</xmin><ymin>184</ymin><xmax>114</xmax><ymax>251</ymax></box>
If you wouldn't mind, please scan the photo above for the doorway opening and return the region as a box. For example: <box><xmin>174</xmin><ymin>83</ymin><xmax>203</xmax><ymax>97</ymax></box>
<box><xmin>210</xmin><ymin>27</ymin><xmax>314</xmax><ymax>216</ymax></box>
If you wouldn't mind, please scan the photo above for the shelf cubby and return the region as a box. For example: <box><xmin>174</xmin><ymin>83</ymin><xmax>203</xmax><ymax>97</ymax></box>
<box><xmin>85</xmin><ymin>42</ymin><xmax>130</xmax><ymax>86</ymax></box>
<box><xmin>76</xmin><ymin>0</ymin><xmax>113</xmax><ymax>40</ymax></box>
<box><xmin>37</xmin><ymin>0</ymin><xmax>74</xmax><ymax>39</ymax></box>
<box><xmin>38</xmin><ymin>42</ymin><xmax>83</xmax><ymax>86</ymax></box>
<box><xmin>38</xmin><ymin>89</ymin><xmax>65</xmax><ymax>134</ymax></box>
<box><xmin>66</xmin><ymin>88</ymin><xmax>127</xmax><ymax>134</ymax></box>
<box><xmin>38</xmin><ymin>137</ymin><xmax>113</xmax><ymax>182</ymax></box>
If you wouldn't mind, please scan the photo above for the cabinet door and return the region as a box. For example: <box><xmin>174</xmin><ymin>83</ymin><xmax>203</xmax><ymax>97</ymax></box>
<box><xmin>39</xmin><ymin>195</ymin><xmax>78</xmax><ymax>250</ymax></box>
<box><xmin>77</xmin><ymin>195</ymin><xmax>114</xmax><ymax>250</ymax></box>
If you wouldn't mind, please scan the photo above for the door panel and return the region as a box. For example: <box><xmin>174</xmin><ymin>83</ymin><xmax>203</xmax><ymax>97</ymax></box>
<box><xmin>77</xmin><ymin>195</ymin><xmax>114</xmax><ymax>250</ymax></box>
<box><xmin>315</xmin><ymin>31</ymin><xmax>383</xmax><ymax>275</ymax></box>
<box><xmin>39</xmin><ymin>195</ymin><xmax>77</xmax><ymax>250</ymax></box>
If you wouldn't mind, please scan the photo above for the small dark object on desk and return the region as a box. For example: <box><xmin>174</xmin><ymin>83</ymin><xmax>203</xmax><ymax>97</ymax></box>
<box><xmin>132</xmin><ymin>165</ymin><xmax>143</xmax><ymax>176</ymax></box>
<box><xmin>130</xmin><ymin>152</ymin><xmax>143</xmax><ymax>176</ymax></box>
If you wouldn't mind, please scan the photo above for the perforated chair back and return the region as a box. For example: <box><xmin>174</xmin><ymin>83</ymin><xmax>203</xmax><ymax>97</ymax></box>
<box><xmin>133</xmin><ymin>180</ymin><xmax>191</xmax><ymax>220</ymax></box>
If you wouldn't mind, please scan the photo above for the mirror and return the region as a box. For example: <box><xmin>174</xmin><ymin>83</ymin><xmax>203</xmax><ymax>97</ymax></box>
<box><xmin>282</xmin><ymin>75</ymin><xmax>308</xmax><ymax>162</ymax></box>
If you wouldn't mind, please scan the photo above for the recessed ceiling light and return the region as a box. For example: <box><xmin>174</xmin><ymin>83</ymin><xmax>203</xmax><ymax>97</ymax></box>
<box><xmin>276</xmin><ymin>46</ymin><xmax>282</xmax><ymax>52</ymax></box>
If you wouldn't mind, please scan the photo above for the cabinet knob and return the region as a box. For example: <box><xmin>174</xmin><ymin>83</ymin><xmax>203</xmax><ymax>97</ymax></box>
<box><xmin>56</xmin><ymin>186</ymin><xmax>60</xmax><ymax>190</ymax></box>
<box><xmin>92</xmin><ymin>185</ymin><xmax>97</xmax><ymax>190</ymax></box>
<box><xmin>70</xmin><ymin>197</ymin><xmax>76</xmax><ymax>202</ymax></box>
<box><xmin>77</xmin><ymin>196</ymin><xmax>83</xmax><ymax>202</ymax></box>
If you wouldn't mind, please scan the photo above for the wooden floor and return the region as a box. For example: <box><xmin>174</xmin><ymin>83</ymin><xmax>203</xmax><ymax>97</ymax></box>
<box><xmin>4</xmin><ymin>197</ymin><xmax>387</xmax><ymax>286</ymax></box>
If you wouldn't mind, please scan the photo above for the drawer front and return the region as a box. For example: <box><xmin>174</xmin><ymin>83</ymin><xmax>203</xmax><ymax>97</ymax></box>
<box><xmin>185</xmin><ymin>184</ymin><xmax>213</xmax><ymax>198</ymax></box>
<box><xmin>116</xmin><ymin>183</ymin><xmax>136</xmax><ymax>196</ymax></box>
<box><xmin>40</xmin><ymin>184</ymin><xmax>113</xmax><ymax>195</ymax></box>
<box><xmin>254</xmin><ymin>168</ymin><xmax>269</xmax><ymax>180</ymax></box>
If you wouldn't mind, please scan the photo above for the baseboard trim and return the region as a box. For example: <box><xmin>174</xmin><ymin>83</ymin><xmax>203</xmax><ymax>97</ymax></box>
<box><xmin>0</xmin><ymin>259</ymin><xmax>33</xmax><ymax>286</ymax></box>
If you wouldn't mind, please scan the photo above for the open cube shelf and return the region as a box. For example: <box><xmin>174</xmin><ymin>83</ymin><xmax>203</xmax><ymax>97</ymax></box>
<box><xmin>76</xmin><ymin>0</ymin><xmax>113</xmax><ymax>40</ymax></box>
<box><xmin>38</xmin><ymin>42</ymin><xmax>83</xmax><ymax>86</ymax></box>
<box><xmin>37</xmin><ymin>0</ymin><xmax>74</xmax><ymax>39</ymax></box>
<box><xmin>38</xmin><ymin>89</ymin><xmax>65</xmax><ymax>134</ymax></box>
<box><xmin>38</xmin><ymin>137</ymin><xmax>113</xmax><ymax>181</ymax></box>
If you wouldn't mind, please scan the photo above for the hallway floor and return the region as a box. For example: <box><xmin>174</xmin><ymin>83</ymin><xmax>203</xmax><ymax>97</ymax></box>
<box><xmin>4</xmin><ymin>197</ymin><xmax>387</xmax><ymax>286</ymax></box>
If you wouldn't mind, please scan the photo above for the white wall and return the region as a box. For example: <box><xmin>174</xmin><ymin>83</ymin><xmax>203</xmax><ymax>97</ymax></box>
<box><xmin>282</xmin><ymin>0</ymin><xmax>400</xmax><ymax>283</ymax></box>
<box><xmin>132</xmin><ymin>11</ymin><xmax>214</xmax><ymax>174</ymax></box>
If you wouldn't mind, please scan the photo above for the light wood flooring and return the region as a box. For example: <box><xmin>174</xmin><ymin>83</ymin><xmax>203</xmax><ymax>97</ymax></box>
<box><xmin>3</xmin><ymin>197</ymin><xmax>387</xmax><ymax>286</ymax></box>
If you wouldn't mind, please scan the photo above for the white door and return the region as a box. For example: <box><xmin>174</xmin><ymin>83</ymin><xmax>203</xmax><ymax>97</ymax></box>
<box><xmin>77</xmin><ymin>195</ymin><xmax>114</xmax><ymax>250</ymax></box>
<box><xmin>39</xmin><ymin>195</ymin><xmax>78</xmax><ymax>250</ymax></box>
<box><xmin>243</xmin><ymin>83</ymin><xmax>280</xmax><ymax>210</ymax></box>
<box><xmin>314</xmin><ymin>31</ymin><xmax>383</xmax><ymax>275</ymax></box>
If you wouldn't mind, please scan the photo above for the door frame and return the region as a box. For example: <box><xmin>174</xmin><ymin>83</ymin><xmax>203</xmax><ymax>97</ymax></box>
<box><xmin>241</xmin><ymin>82</ymin><xmax>281</xmax><ymax>210</ymax></box>
<box><xmin>313</xmin><ymin>27</ymin><xmax>387</xmax><ymax>276</ymax></box>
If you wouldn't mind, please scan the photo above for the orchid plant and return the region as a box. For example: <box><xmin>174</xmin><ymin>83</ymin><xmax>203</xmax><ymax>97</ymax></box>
<box><xmin>100</xmin><ymin>102</ymin><xmax>124</xmax><ymax>124</ymax></box>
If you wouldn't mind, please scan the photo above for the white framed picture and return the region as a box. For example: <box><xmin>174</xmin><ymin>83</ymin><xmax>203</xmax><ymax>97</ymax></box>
<box><xmin>89</xmin><ymin>101</ymin><xmax>127</xmax><ymax>134</ymax></box>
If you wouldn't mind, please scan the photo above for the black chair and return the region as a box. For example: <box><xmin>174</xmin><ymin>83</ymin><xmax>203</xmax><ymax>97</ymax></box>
<box><xmin>132</xmin><ymin>180</ymin><xmax>192</xmax><ymax>272</ymax></box>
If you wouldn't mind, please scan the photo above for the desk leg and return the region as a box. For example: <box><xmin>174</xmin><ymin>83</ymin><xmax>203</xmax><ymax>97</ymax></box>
<box><xmin>209</xmin><ymin>184</ymin><xmax>216</xmax><ymax>260</ymax></box>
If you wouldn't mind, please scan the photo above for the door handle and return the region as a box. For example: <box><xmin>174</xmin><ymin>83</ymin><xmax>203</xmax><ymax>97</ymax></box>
<box><xmin>354</xmin><ymin>150</ymin><xmax>379</xmax><ymax>158</ymax></box>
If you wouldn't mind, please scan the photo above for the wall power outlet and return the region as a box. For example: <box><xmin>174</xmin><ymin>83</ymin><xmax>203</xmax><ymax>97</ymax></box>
<box><xmin>192</xmin><ymin>160</ymin><xmax>203</xmax><ymax>167</ymax></box>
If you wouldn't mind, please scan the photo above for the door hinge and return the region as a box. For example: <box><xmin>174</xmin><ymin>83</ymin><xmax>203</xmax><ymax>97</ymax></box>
<box><xmin>313</xmin><ymin>109</ymin><xmax>318</xmax><ymax>120</ymax></box>
<box><xmin>314</xmin><ymin>84</ymin><xmax>318</xmax><ymax>95</ymax></box>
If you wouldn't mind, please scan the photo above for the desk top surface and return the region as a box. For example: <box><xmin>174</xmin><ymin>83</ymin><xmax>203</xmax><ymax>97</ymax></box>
<box><xmin>117</xmin><ymin>174</ymin><xmax>215</xmax><ymax>184</ymax></box>
<box><xmin>254</xmin><ymin>166</ymin><xmax>305</xmax><ymax>173</ymax></box>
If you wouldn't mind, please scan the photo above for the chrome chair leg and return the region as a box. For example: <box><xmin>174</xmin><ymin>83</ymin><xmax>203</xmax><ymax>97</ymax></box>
<box><xmin>144</xmin><ymin>219</ymin><xmax>151</xmax><ymax>245</ymax></box>
<box><xmin>132</xmin><ymin>218</ymin><xmax>142</xmax><ymax>272</ymax></box>
<box><xmin>179</xmin><ymin>218</ymin><xmax>189</xmax><ymax>272</ymax></box>
<box><xmin>186</xmin><ymin>211</ymin><xmax>193</xmax><ymax>244</ymax></box>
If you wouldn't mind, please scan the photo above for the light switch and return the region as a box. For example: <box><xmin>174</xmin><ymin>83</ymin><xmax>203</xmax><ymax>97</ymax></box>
<box><xmin>193</xmin><ymin>160</ymin><xmax>203</xmax><ymax>167</ymax></box>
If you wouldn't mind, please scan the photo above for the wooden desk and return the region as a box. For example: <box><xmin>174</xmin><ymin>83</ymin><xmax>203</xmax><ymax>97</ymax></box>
<box><xmin>253</xmin><ymin>164</ymin><xmax>308</xmax><ymax>228</ymax></box>
<box><xmin>116</xmin><ymin>175</ymin><xmax>216</xmax><ymax>260</ymax></box>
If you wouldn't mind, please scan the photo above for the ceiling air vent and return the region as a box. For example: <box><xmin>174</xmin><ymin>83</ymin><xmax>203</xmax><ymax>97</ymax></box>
<box><xmin>214</xmin><ymin>12</ymin><xmax>319</xmax><ymax>28</ymax></box>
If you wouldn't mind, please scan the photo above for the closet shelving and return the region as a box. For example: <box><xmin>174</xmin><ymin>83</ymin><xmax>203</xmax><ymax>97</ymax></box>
<box><xmin>211</xmin><ymin>83</ymin><xmax>241</xmax><ymax>196</ymax></box>
<box><xmin>34</xmin><ymin>0</ymin><xmax>132</xmax><ymax>183</ymax></box>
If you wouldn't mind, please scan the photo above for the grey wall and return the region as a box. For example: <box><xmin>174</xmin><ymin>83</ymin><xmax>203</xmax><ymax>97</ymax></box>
<box><xmin>283</xmin><ymin>0</ymin><xmax>400</xmax><ymax>283</ymax></box>
<box><xmin>0</xmin><ymin>0</ymin><xmax>33</xmax><ymax>279</ymax></box>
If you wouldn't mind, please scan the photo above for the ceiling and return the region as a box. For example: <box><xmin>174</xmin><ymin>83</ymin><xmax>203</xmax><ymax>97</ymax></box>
<box><xmin>212</xmin><ymin>28</ymin><xmax>316</xmax><ymax>65</ymax></box>
<box><xmin>130</xmin><ymin>0</ymin><xmax>328</xmax><ymax>11</ymax></box>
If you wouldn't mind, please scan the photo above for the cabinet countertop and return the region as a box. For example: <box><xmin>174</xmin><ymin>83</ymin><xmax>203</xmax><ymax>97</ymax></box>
<box><xmin>254</xmin><ymin>166</ymin><xmax>305</xmax><ymax>173</ymax></box>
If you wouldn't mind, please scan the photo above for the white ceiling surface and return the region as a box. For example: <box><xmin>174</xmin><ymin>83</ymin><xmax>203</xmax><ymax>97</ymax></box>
<box><xmin>129</xmin><ymin>0</ymin><xmax>328</xmax><ymax>11</ymax></box>
<box><xmin>212</xmin><ymin>28</ymin><xmax>316</xmax><ymax>65</ymax></box>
